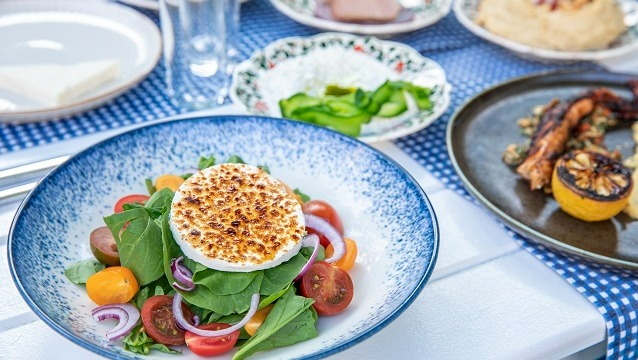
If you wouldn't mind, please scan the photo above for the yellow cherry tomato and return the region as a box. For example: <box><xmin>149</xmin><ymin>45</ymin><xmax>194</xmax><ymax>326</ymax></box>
<box><xmin>244</xmin><ymin>304</ymin><xmax>274</xmax><ymax>336</ymax></box>
<box><xmin>86</xmin><ymin>266</ymin><xmax>139</xmax><ymax>306</ymax></box>
<box><xmin>155</xmin><ymin>174</ymin><xmax>185</xmax><ymax>192</ymax></box>
<box><xmin>326</xmin><ymin>238</ymin><xmax>357</xmax><ymax>272</ymax></box>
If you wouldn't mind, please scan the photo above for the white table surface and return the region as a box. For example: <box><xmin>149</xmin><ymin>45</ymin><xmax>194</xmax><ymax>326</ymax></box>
<box><xmin>0</xmin><ymin>52</ymin><xmax>636</xmax><ymax>360</ymax></box>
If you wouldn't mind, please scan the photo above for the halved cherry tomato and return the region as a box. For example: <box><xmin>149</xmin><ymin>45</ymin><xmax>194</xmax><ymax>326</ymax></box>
<box><xmin>86</xmin><ymin>266</ymin><xmax>138</xmax><ymax>306</ymax></box>
<box><xmin>326</xmin><ymin>238</ymin><xmax>357</xmax><ymax>272</ymax></box>
<box><xmin>303</xmin><ymin>200</ymin><xmax>344</xmax><ymax>248</ymax></box>
<box><xmin>185</xmin><ymin>323</ymin><xmax>240</xmax><ymax>356</ymax></box>
<box><xmin>155</xmin><ymin>174</ymin><xmax>185</xmax><ymax>192</ymax></box>
<box><xmin>114</xmin><ymin>194</ymin><xmax>150</xmax><ymax>213</ymax></box>
<box><xmin>89</xmin><ymin>227</ymin><xmax>120</xmax><ymax>266</ymax></box>
<box><xmin>300</xmin><ymin>261</ymin><xmax>354</xmax><ymax>316</ymax></box>
<box><xmin>244</xmin><ymin>304</ymin><xmax>274</xmax><ymax>336</ymax></box>
<box><xmin>141</xmin><ymin>295</ymin><xmax>195</xmax><ymax>346</ymax></box>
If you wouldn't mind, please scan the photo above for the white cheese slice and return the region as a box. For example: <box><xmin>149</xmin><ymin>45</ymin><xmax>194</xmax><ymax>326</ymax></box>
<box><xmin>0</xmin><ymin>59</ymin><xmax>120</xmax><ymax>107</ymax></box>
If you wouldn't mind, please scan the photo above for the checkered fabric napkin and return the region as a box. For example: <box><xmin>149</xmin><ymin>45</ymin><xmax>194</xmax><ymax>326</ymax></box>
<box><xmin>1</xmin><ymin>1</ymin><xmax>636</xmax><ymax>358</ymax></box>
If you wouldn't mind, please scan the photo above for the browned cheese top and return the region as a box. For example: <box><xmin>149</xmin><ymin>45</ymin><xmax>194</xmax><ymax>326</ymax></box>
<box><xmin>170</xmin><ymin>163</ymin><xmax>305</xmax><ymax>267</ymax></box>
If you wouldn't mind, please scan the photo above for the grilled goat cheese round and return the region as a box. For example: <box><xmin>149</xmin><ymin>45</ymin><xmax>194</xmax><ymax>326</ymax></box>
<box><xmin>169</xmin><ymin>163</ymin><xmax>305</xmax><ymax>272</ymax></box>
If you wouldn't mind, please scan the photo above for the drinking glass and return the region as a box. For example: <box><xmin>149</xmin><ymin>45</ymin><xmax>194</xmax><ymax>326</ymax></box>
<box><xmin>159</xmin><ymin>0</ymin><xmax>239</xmax><ymax>110</ymax></box>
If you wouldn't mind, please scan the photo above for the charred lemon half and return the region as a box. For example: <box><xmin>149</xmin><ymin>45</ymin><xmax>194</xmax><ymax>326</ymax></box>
<box><xmin>552</xmin><ymin>150</ymin><xmax>633</xmax><ymax>222</ymax></box>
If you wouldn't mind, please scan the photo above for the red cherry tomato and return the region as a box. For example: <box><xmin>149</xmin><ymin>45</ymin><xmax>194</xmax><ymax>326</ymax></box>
<box><xmin>302</xmin><ymin>200</ymin><xmax>344</xmax><ymax>248</ymax></box>
<box><xmin>114</xmin><ymin>194</ymin><xmax>150</xmax><ymax>213</ymax></box>
<box><xmin>141</xmin><ymin>295</ymin><xmax>195</xmax><ymax>346</ymax></box>
<box><xmin>185</xmin><ymin>323</ymin><xmax>240</xmax><ymax>357</ymax></box>
<box><xmin>300</xmin><ymin>261</ymin><xmax>354</xmax><ymax>316</ymax></box>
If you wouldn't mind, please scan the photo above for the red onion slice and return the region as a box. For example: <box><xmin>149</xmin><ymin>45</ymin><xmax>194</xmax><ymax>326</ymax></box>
<box><xmin>91</xmin><ymin>303</ymin><xmax>140</xmax><ymax>341</ymax></box>
<box><xmin>172</xmin><ymin>293</ymin><xmax>260</xmax><ymax>337</ymax></box>
<box><xmin>294</xmin><ymin>234</ymin><xmax>320</xmax><ymax>281</ymax></box>
<box><xmin>171</xmin><ymin>256</ymin><xmax>195</xmax><ymax>291</ymax></box>
<box><xmin>304</xmin><ymin>214</ymin><xmax>346</xmax><ymax>263</ymax></box>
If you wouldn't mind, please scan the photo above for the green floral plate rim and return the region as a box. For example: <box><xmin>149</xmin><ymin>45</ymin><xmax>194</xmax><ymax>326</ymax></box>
<box><xmin>230</xmin><ymin>32</ymin><xmax>450</xmax><ymax>143</ymax></box>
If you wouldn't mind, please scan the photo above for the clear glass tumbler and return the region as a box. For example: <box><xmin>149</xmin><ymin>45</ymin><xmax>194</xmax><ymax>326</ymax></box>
<box><xmin>159</xmin><ymin>0</ymin><xmax>239</xmax><ymax>110</ymax></box>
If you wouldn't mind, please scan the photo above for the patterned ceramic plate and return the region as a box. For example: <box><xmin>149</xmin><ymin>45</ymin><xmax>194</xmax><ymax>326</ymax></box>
<box><xmin>8</xmin><ymin>116</ymin><xmax>439</xmax><ymax>359</ymax></box>
<box><xmin>230</xmin><ymin>33</ymin><xmax>450</xmax><ymax>143</ymax></box>
<box><xmin>454</xmin><ymin>0</ymin><xmax>638</xmax><ymax>61</ymax></box>
<box><xmin>269</xmin><ymin>0</ymin><xmax>451</xmax><ymax>35</ymax></box>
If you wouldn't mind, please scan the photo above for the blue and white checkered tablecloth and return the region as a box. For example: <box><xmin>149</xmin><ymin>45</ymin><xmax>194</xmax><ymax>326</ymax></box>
<box><xmin>1</xmin><ymin>0</ymin><xmax>637</xmax><ymax>358</ymax></box>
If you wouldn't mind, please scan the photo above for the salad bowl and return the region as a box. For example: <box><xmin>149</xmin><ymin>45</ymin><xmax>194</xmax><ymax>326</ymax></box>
<box><xmin>8</xmin><ymin>115</ymin><xmax>439</xmax><ymax>359</ymax></box>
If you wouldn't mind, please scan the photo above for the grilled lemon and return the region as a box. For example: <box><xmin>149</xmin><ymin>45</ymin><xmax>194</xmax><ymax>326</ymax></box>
<box><xmin>552</xmin><ymin>150</ymin><xmax>633</xmax><ymax>222</ymax></box>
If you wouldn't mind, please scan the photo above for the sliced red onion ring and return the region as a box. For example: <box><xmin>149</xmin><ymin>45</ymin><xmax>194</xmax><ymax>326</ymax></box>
<box><xmin>294</xmin><ymin>234</ymin><xmax>320</xmax><ymax>281</ymax></box>
<box><xmin>171</xmin><ymin>256</ymin><xmax>195</xmax><ymax>291</ymax></box>
<box><xmin>172</xmin><ymin>292</ymin><xmax>260</xmax><ymax>337</ymax></box>
<box><xmin>91</xmin><ymin>303</ymin><xmax>140</xmax><ymax>341</ymax></box>
<box><xmin>172</xmin><ymin>281</ymin><xmax>196</xmax><ymax>292</ymax></box>
<box><xmin>304</xmin><ymin>214</ymin><xmax>346</xmax><ymax>263</ymax></box>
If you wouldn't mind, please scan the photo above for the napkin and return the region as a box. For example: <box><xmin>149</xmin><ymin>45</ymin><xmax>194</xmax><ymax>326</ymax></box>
<box><xmin>0</xmin><ymin>59</ymin><xmax>120</xmax><ymax>107</ymax></box>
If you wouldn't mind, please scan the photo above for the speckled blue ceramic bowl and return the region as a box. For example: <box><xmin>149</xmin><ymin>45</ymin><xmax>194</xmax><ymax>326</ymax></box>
<box><xmin>8</xmin><ymin>116</ymin><xmax>438</xmax><ymax>360</ymax></box>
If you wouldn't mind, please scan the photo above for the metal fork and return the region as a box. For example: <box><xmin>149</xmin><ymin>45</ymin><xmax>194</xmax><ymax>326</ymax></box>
<box><xmin>0</xmin><ymin>156</ymin><xmax>69</xmax><ymax>203</ymax></box>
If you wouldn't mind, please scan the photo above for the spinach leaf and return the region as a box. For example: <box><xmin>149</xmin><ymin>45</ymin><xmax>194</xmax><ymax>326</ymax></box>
<box><xmin>64</xmin><ymin>259</ymin><xmax>105</xmax><ymax>284</ymax></box>
<box><xmin>260</xmin><ymin>252</ymin><xmax>307</xmax><ymax>295</ymax></box>
<box><xmin>193</xmin><ymin>270</ymin><xmax>260</xmax><ymax>295</ymax></box>
<box><xmin>135</xmin><ymin>277</ymin><xmax>172</xmax><ymax>309</ymax></box>
<box><xmin>187</xmin><ymin>273</ymin><xmax>264</xmax><ymax>315</ymax></box>
<box><xmin>198</xmin><ymin>155</ymin><xmax>216</xmax><ymax>170</ymax></box>
<box><xmin>104</xmin><ymin>208</ymin><xmax>164</xmax><ymax>285</ymax></box>
<box><xmin>144</xmin><ymin>188</ymin><xmax>174</xmax><ymax>217</ymax></box>
<box><xmin>144</xmin><ymin>178</ymin><xmax>156</xmax><ymax>196</ymax></box>
<box><xmin>300</xmin><ymin>245</ymin><xmax>325</xmax><ymax>262</ymax></box>
<box><xmin>258</xmin><ymin>284</ymin><xmax>290</xmax><ymax>309</ymax></box>
<box><xmin>225</xmin><ymin>155</ymin><xmax>245</xmax><ymax>164</ymax></box>
<box><xmin>293</xmin><ymin>188</ymin><xmax>311</xmax><ymax>203</ymax></box>
<box><xmin>180</xmin><ymin>173</ymin><xmax>193</xmax><ymax>180</ymax></box>
<box><xmin>160</xmin><ymin>211</ymin><xmax>183</xmax><ymax>286</ymax></box>
<box><xmin>123</xmin><ymin>324</ymin><xmax>180</xmax><ymax>355</ymax></box>
<box><xmin>233</xmin><ymin>288</ymin><xmax>317</xmax><ymax>360</ymax></box>
<box><xmin>257</xmin><ymin>165</ymin><xmax>270</xmax><ymax>174</ymax></box>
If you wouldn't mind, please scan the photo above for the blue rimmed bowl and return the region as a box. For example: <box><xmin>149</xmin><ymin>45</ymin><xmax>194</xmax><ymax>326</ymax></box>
<box><xmin>8</xmin><ymin>115</ymin><xmax>438</xmax><ymax>359</ymax></box>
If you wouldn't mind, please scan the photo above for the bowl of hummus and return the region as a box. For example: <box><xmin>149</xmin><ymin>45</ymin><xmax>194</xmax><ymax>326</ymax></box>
<box><xmin>454</xmin><ymin>0</ymin><xmax>638</xmax><ymax>60</ymax></box>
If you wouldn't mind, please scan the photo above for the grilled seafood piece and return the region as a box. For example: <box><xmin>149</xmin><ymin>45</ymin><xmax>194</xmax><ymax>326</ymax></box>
<box><xmin>517</xmin><ymin>81</ymin><xmax>638</xmax><ymax>190</ymax></box>
<box><xmin>517</xmin><ymin>97</ymin><xmax>594</xmax><ymax>189</ymax></box>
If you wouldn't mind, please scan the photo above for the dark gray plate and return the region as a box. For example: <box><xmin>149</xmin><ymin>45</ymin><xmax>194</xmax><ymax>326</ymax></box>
<box><xmin>447</xmin><ymin>71</ymin><xmax>638</xmax><ymax>269</ymax></box>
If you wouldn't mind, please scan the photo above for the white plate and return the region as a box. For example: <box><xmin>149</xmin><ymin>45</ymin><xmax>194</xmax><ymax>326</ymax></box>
<box><xmin>0</xmin><ymin>0</ymin><xmax>162</xmax><ymax>123</ymax></box>
<box><xmin>269</xmin><ymin>0</ymin><xmax>452</xmax><ymax>36</ymax></box>
<box><xmin>454</xmin><ymin>0</ymin><xmax>638</xmax><ymax>61</ymax></box>
<box><xmin>230</xmin><ymin>32</ymin><xmax>450</xmax><ymax>143</ymax></box>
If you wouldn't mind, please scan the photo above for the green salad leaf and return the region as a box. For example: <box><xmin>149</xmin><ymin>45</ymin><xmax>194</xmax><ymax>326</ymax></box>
<box><xmin>104</xmin><ymin>209</ymin><xmax>163</xmax><ymax>286</ymax></box>
<box><xmin>144</xmin><ymin>178</ymin><xmax>156</xmax><ymax>196</ymax></box>
<box><xmin>225</xmin><ymin>155</ymin><xmax>245</xmax><ymax>164</ymax></box>
<box><xmin>232</xmin><ymin>288</ymin><xmax>317</xmax><ymax>360</ymax></box>
<box><xmin>64</xmin><ymin>259</ymin><xmax>105</xmax><ymax>284</ymax></box>
<box><xmin>123</xmin><ymin>324</ymin><xmax>180</xmax><ymax>355</ymax></box>
<box><xmin>258</xmin><ymin>284</ymin><xmax>291</xmax><ymax>309</ymax></box>
<box><xmin>198</xmin><ymin>155</ymin><xmax>216</xmax><ymax>170</ymax></box>
<box><xmin>293</xmin><ymin>188</ymin><xmax>311</xmax><ymax>203</ymax></box>
<box><xmin>144</xmin><ymin>188</ymin><xmax>174</xmax><ymax>217</ymax></box>
<box><xmin>103</xmin><ymin>189</ymin><xmax>174</xmax><ymax>285</ymax></box>
<box><xmin>135</xmin><ymin>277</ymin><xmax>173</xmax><ymax>309</ymax></box>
